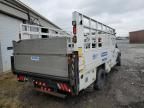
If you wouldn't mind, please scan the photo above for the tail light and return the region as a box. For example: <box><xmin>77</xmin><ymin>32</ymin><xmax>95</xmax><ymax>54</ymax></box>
<box><xmin>17</xmin><ymin>75</ymin><xmax>25</xmax><ymax>81</ymax></box>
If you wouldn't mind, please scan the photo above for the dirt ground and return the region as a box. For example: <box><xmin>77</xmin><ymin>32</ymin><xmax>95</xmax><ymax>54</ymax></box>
<box><xmin>0</xmin><ymin>40</ymin><xmax>144</xmax><ymax>108</ymax></box>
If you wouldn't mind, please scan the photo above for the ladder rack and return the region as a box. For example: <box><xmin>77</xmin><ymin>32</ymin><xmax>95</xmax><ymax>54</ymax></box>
<box><xmin>73</xmin><ymin>11</ymin><xmax>116</xmax><ymax>35</ymax></box>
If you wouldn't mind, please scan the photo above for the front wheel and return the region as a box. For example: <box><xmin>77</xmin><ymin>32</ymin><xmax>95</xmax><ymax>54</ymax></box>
<box><xmin>94</xmin><ymin>68</ymin><xmax>106</xmax><ymax>90</ymax></box>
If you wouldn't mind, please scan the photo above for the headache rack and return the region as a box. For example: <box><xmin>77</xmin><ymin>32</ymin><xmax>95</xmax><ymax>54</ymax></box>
<box><xmin>20</xmin><ymin>24</ymin><xmax>71</xmax><ymax>39</ymax></box>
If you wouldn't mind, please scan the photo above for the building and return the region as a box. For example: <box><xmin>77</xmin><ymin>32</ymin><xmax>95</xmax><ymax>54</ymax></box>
<box><xmin>0</xmin><ymin>0</ymin><xmax>61</xmax><ymax>73</ymax></box>
<box><xmin>129</xmin><ymin>30</ymin><xmax>144</xmax><ymax>43</ymax></box>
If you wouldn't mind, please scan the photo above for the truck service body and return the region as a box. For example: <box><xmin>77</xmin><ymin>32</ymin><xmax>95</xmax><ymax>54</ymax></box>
<box><xmin>12</xmin><ymin>12</ymin><xmax>121</xmax><ymax>97</ymax></box>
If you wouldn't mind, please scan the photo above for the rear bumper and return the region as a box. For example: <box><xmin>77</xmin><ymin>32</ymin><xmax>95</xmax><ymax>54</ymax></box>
<box><xmin>34</xmin><ymin>88</ymin><xmax>67</xmax><ymax>98</ymax></box>
<box><xmin>14</xmin><ymin>70</ymin><xmax>75</xmax><ymax>96</ymax></box>
<box><xmin>13</xmin><ymin>70</ymin><xmax>69</xmax><ymax>82</ymax></box>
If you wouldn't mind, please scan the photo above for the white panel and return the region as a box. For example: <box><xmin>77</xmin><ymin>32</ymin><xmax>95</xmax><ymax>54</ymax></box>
<box><xmin>0</xmin><ymin>13</ymin><xmax>22</xmax><ymax>72</ymax></box>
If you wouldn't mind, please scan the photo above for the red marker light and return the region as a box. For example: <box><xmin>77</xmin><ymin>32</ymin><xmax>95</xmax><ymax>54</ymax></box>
<box><xmin>35</xmin><ymin>81</ymin><xmax>38</xmax><ymax>84</ymax></box>
<box><xmin>73</xmin><ymin>25</ymin><xmax>76</xmax><ymax>34</ymax></box>
<box><xmin>39</xmin><ymin>82</ymin><xmax>42</xmax><ymax>85</ymax></box>
<box><xmin>43</xmin><ymin>83</ymin><xmax>46</xmax><ymax>86</ymax></box>
<box><xmin>68</xmin><ymin>89</ymin><xmax>71</xmax><ymax>93</ymax></box>
<box><xmin>41</xmin><ymin>87</ymin><xmax>43</xmax><ymax>90</ymax></box>
<box><xmin>44</xmin><ymin>88</ymin><xmax>47</xmax><ymax>91</ymax></box>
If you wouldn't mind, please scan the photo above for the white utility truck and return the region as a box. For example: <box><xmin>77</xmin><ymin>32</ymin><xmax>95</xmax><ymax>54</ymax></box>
<box><xmin>12</xmin><ymin>11</ymin><xmax>121</xmax><ymax>97</ymax></box>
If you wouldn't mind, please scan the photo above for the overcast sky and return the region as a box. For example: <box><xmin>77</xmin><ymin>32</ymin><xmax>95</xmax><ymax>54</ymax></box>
<box><xmin>21</xmin><ymin>0</ymin><xmax>144</xmax><ymax>37</ymax></box>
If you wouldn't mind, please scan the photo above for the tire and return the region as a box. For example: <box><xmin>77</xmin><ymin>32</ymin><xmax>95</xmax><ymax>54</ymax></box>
<box><xmin>117</xmin><ymin>54</ymin><xmax>121</xmax><ymax>66</ymax></box>
<box><xmin>94</xmin><ymin>68</ymin><xmax>106</xmax><ymax>90</ymax></box>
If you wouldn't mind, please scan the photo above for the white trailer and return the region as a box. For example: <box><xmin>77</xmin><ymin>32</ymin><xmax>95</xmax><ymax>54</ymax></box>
<box><xmin>12</xmin><ymin>11</ymin><xmax>121</xmax><ymax>97</ymax></box>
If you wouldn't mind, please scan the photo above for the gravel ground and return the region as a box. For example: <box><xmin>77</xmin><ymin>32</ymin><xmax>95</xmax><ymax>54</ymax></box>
<box><xmin>0</xmin><ymin>39</ymin><xmax>144</xmax><ymax>108</ymax></box>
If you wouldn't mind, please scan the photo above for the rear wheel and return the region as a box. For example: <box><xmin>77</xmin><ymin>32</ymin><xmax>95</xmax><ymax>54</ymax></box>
<box><xmin>94</xmin><ymin>68</ymin><xmax>106</xmax><ymax>90</ymax></box>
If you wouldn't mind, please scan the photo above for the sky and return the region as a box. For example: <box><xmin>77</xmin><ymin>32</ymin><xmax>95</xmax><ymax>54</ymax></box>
<box><xmin>21</xmin><ymin>0</ymin><xmax>144</xmax><ymax>37</ymax></box>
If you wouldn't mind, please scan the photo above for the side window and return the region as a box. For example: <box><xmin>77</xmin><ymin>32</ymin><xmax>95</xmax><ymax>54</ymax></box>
<box><xmin>92</xmin><ymin>37</ymin><xmax>96</xmax><ymax>48</ymax></box>
<box><xmin>98</xmin><ymin>37</ymin><xmax>102</xmax><ymax>47</ymax></box>
<box><xmin>85</xmin><ymin>43</ymin><xmax>90</xmax><ymax>49</ymax></box>
<box><xmin>41</xmin><ymin>28</ymin><xmax>49</xmax><ymax>38</ymax></box>
<box><xmin>84</xmin><ymin>36</ymin><xmax>91</xmax><ymax>49</ymax></box>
